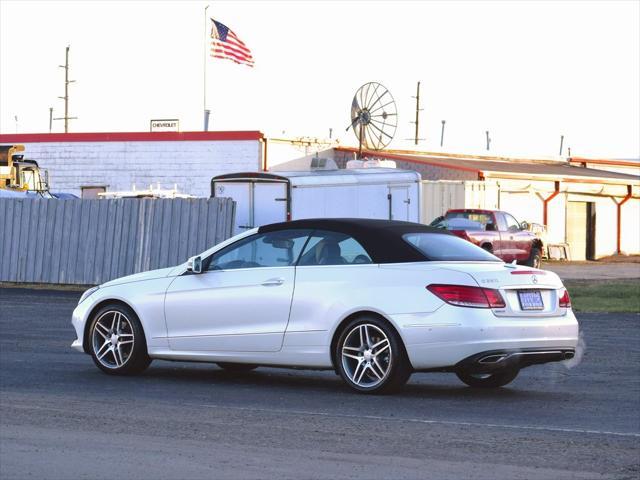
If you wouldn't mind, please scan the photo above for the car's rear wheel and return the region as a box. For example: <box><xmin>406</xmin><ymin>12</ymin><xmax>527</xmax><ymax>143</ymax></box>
<box><xmin>335</xmin><ymin>316</ymin><xmax>411</xmax><ymax>394</ymax></box>
<box><xmin>89</xmin><ymin>304</ymin><xmax>151</xmax><ymax>375</ymax></box>
<box><xmin>216</xmin><ymin>362</ymin><xmax>258</xmax><ymax>373</ymax></box>
<box><xmin>456</xmin><ymin>368</ymin><xmax>519</xmax><ymax>388</ymax></box>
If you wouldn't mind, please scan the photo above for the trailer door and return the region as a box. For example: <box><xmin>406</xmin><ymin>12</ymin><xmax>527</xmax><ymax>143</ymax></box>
<box><xmin>214</xmin><ymin>182</ymin><xmax>252</xmax><ymax>234</ymax></box>
<box><xmin>253</xmin><ymin>182</ymin><xmax>287</xmax><ymax>228</ymax></box>
<box><xmin>389</xmin><ymin>185</ymin><xmax>411</xmax><ymax>221</ymax></box>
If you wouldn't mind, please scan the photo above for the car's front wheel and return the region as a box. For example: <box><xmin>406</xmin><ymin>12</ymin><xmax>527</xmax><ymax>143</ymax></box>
<box><xmin>89</xmin><ymin>304</ymin><xmax>151</xmax><ymax>375</ymax></box>
<box><xmin>456</xmin><ymin>368</ymin><xmax>519</xmax><ymax>388</ymax></box>
<box><xmin>335</xmin><ymin>317</ymin><xmax>412</xmax><ymax>394</ymax></box>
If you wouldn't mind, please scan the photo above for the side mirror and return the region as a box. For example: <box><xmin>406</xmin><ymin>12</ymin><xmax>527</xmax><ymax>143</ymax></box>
<box><xmin>520</xmin><ymin>221</ymin><xmax>530</xmax><ymax>231</ymax></box>
<box><xmin>186</xmin><ymin>255</ymin><xmax>203</xmax><ymax>274</ymax></box>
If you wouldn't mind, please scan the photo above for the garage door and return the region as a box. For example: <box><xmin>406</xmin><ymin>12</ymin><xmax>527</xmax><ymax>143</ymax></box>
<box><xmin>567</xmin><ymin>202</ymin><xmax>587</xmax><ymax>261</ymax></box>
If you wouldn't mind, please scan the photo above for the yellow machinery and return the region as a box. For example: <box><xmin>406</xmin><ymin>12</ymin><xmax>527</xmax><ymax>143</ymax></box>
<box><xmin>0</xmin><ymin>145</ymin><xmax>50</xmax><ymax>195</ymax></box>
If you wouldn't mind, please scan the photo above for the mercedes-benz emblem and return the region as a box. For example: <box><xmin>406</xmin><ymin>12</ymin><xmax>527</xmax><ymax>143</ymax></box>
<box><xmin>532</xmin><ymin>275</ymin><xmax>538</xmax><ymax>284</ymax></box>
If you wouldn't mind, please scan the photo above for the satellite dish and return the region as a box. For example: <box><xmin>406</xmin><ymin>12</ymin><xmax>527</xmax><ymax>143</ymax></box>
<box><xmin>347</xmin><ymin>82</ymin><xmax>397</xmax><ymax>156</ymax></box>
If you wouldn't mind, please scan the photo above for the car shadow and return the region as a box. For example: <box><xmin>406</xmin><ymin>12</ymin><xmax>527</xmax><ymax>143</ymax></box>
<box><xmin>109</xmin><ymin>362</ymin><xmax>566</xmax><ymax>401</ymax></box>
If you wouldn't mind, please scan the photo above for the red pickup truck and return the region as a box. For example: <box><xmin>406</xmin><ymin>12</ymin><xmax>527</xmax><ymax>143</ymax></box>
<box><xmin>432</xmin><ymin>209</ymin><xmax>543</xmax><ymax>268</ymax></box>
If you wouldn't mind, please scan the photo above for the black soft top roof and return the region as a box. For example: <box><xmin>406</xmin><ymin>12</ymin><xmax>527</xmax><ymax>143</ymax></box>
<box><xmin>258</xmin><ymin>218</ymin><xmax>448</xmax><ymax>264</ymax></box>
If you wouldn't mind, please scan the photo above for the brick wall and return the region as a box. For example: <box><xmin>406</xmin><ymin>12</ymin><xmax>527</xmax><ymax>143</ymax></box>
<box><xmin>9</xmin><ymin>136</ymin><xmax>262</xmax><ymax>197</ymax></box>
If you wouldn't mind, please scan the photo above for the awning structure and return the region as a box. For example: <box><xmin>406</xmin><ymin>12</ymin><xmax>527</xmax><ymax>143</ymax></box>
<box><xmin>336</xmin><ymin>146</ymin><xmax>640</xmax><ymax>255</ymax></box>
<box><xmin>335</xmin><ymin>147</ymin><xmax>640</xmax><ymax>186</ymax></box>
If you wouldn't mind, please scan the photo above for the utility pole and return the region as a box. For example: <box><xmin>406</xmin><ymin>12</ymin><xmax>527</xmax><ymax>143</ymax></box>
<box><xmin>485</xmin><ymin>130</ymin><xmax>491</xmax><ymax>151</ymax></box>
<box><xmin>49</xmin><ymin>108</ymin><xmax>53</xmax><ymax>133</ymax></box>
<box><xmin>440</xmin><ymin>120</ymin><xmax>446</xmax><ymax>147</ymax></box>
<box><xmin>54</xmin><ymin>46</ymin><xmax>77</xmax><ymax>132</ymax></box>
<box><xmin>559</xmin><ymin>135</ymin><xmax>564</xmax><ymax>156</ymax></box>
<box><xmin>203</xmin><ymin>5</ymin><xmax>210</xmax><ymax>131</ymax></box>
<box><xmin>409</xmin><ymin>81</ymin><xmax>424</xmax><ymax>145</ymax></box>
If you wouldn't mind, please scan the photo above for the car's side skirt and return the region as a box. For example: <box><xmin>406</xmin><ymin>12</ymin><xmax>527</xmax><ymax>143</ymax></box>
<box><xmin>147</xmin><ymin>346</ymin><xmax>333</xmax><ymax>369</ymax></box>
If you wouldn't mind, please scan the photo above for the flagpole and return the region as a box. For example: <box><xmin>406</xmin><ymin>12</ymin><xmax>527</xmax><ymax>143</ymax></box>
<box><xmin>203</xmin><ymin>4</ymin><xmax>210</xmax><ymax>131</ymax></box>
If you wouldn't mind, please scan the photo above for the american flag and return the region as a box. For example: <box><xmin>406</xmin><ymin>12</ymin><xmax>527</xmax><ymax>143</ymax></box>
<box><xmin>210</xmin><ymin>19</ymin><xmax>254</xmax><ymax>68</ymax></box>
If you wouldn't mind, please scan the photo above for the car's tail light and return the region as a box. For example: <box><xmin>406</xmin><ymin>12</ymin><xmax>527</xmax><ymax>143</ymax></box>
<box><xmin>559</xmin><ymin>289</ymin><xmax>571</xmax><ymax>308</ymax></box>
<box><xmin>427</xmin><ymin>284</ymin><xmax>506</xmax><ymax>309</ymax></box>
<box><xmin>510</xmin><ymin>270</ymin><xmax>546</xmax><ymax>275</ymax></box>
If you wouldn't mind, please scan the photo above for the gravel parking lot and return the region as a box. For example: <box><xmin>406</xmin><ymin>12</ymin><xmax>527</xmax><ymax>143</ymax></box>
<box><xmin>542</xmin><ymin>261</ymin><xmax>640</xmax><ymax>280</ymax></box>
<box><xmin>1</xmin><ymin>288</ymin><xmax>638</xmax><ymax>480</ymax></box>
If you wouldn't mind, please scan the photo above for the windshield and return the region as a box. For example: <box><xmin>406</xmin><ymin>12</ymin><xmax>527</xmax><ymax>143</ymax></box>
<box><xmin>443</xmin><ymin>212</ymin><xmax>495</xmax><ymax>231</ymax></box>
<box><xmin>20</xmin><ymin>169</ymin><xmax>37</xmax><ymax>190</ymax></box>
<box><xmin>403</xmin><ymin>233</ymin><xmax>501</xmax><ymax>262</ymax></box>
<box><xmin>19</xmin><ymin>168</ymin><xmax>44</xmax><ymax>191</ymax></box>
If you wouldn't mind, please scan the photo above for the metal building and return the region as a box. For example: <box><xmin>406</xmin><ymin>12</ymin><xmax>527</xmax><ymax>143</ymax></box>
<box><xmin>331</xmin><ymin>148</ymin><xmax>640</xmax><ymax>259</ymax></box>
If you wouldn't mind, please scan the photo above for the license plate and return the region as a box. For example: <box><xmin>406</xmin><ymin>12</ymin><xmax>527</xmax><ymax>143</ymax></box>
<box><xmin>518</xmin><ymin>290</ymin><xmax>544</xmax><ymax>310</ymax></box>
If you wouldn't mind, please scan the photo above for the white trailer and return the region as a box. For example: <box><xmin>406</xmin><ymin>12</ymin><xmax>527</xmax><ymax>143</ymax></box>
<box><xmin>211</xmin><ymin>168</ymin><xmax>422</xmax><ymax>234</ymax></box>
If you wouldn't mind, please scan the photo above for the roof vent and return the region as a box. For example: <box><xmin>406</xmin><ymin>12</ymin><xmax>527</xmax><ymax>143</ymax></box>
<box><xmin>346</xmin><ymin>159</ymin><xmax>365</xmax><ymax>169</ymax></box>
<box><xmin>363</xmin><ymin>158</ymin><xmax>397</xmax><ymax>169</ymax></box>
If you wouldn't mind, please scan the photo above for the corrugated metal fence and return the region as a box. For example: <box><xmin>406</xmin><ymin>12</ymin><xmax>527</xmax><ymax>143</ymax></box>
<box><xmin>0</xmin><ymin>198</ymin><xmax>235</xmax><ymax>285</ymax></box>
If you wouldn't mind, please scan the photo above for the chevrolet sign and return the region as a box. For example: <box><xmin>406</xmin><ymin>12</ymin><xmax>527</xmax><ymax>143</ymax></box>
<box><xmin>150</xmin><ymin>119</ymin><xmax>180</xmax><ymax>132</ymax></box>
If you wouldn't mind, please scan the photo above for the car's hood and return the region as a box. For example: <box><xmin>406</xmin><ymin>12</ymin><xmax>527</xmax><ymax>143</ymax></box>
<box><xmin>101</xmin><ymin>266</ymin><xmax>178</xmax><ymax>287</ymax></box>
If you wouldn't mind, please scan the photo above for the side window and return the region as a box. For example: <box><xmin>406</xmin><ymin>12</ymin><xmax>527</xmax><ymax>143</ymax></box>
<box><xmin>494</xmin><ymin>213</ymin><xmax>507</xmax><ymax>231</ymax></box>
<box><xmin>504</xmin><ymin>213</ymin><xmax>521</xmax><ymax>232</ymax></box>
<box><xmin>206</xmin><ymin>230</ymin><xmax>310</xmax><ymax>271</ymax></box>
<box><xmin>298</xmin><ymin>230</ymin><xmax>373</xmax><ymax>266</ymax></box>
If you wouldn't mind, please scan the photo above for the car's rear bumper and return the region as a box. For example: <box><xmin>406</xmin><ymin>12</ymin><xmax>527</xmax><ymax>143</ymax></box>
<box><xmin>454</xmin><ymin>347</ymin><xmax>576</xmax><ymax>374</ymax></box>
<box><xmin>392</xmin><ymin>306</ymin><xmax>579</xmax><ymax>370</ymax></box>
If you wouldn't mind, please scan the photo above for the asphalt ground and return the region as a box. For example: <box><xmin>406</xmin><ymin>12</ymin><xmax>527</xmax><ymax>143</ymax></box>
<box><xmin>0</xmin><ymin>288</ymin><xmax>638</xmax><ymax>480</ymax></box>
<box><xmin>542</xmin><ymin>261</ymin><xmax>640</xmax><ymax>280</ymax></box>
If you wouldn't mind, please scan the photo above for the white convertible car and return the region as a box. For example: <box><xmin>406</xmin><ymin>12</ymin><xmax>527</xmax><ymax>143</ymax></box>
<box><xmin>71</xmin><ymin>219</ymin><xmax>579</xmax><ymax>394</ymax></box>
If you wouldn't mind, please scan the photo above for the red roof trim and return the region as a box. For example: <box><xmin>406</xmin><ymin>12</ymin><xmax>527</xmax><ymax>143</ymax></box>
<box><xmin>335</xmin><ymin>147</ymin><xmax>482</xmax><ymax>174</ymax></box>
<box><xmin>568</xmin><ymin>157</ymin><xmax>639</xmax><ymax>168</ymax></box>
<box><xmin>0</xmin><ymin>131</ymin><xmax>264</xmax><ymax>143</ymax></box>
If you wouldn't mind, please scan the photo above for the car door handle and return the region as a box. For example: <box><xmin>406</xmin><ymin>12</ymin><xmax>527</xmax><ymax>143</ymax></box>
<box><xmin>262</xmin><ymin>278</ymin><xmax>284</xmax><ymax>286</ymax></box>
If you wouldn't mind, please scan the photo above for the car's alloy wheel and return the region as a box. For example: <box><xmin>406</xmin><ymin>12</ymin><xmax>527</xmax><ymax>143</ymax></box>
<box><xmin>92</xmin><ymin>310</ymin><xmax>135</xmax><ymax>369</ymax></box>
<box><xmin>336</xmin><ymin>317</ymin><xmax>411</xmax><ymax>394</ymax></box>
<box><xmin>89</xmin><ymin>304</ymin><xmax>151</xmax><ymax>375</ymax></box>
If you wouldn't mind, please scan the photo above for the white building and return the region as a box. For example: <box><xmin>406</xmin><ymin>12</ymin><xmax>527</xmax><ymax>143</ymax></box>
<box><xmin>1</xmin><ymin>131</ymin><xmax>637</xmax><ymax>259</ymax></box>
<box><xmin>330</xmin><ymin>147</ymin><xmax>640</xmax><ymax>260</ymax></box>
<box><xmin>0</xmin><ymin>131</ymin><xmax>265</xmax><ymax>198</ymax></box>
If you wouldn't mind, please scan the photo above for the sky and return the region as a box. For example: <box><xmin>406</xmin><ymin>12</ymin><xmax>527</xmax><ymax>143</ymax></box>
<box><xmin>1</xmin><ymin>0</ymin><xmax>639</xmax><ymax>159</ymax></box>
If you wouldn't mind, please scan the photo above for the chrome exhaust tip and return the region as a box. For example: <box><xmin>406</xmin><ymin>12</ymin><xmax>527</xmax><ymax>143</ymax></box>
<box><xmin>479</xmin><ymin>354</ymin><xmax>508</xmax><ymax>364</ymax></box>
